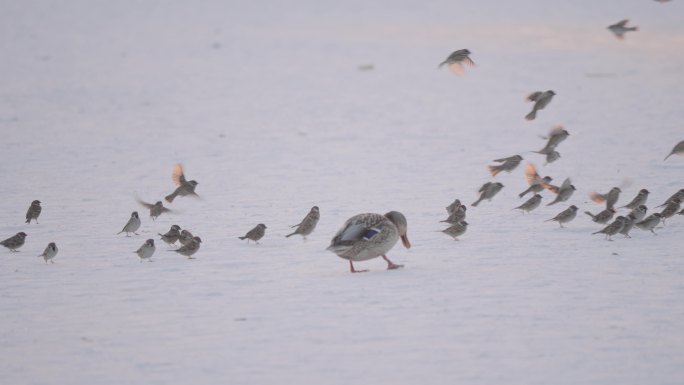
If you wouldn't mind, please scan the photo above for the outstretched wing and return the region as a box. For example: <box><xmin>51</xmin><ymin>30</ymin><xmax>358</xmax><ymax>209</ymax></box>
<box><xmin>172</xmin><ymin>164</ymin><xmax>187</xmax><ymax>187</ymax></box>
<box><xmin>526</xmin><ymin>91</ymin><xmax>543</xmax><ymax>102</ymax></box>
<box><xmin>524</xmin><ymin>164</ymin><xmax>541</xmax><ymax>186</ymax></box>
<box><xmin>136</xmin><ymin>198</ymin><xmax>154</xmax><ymax>209</ymax></box>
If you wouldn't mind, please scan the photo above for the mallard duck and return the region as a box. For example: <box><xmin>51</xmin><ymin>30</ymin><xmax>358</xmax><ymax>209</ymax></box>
<box><xmin>327</xmin><ymin>211</ymin><xmax>411</xmax><ymax>273</ymax></box>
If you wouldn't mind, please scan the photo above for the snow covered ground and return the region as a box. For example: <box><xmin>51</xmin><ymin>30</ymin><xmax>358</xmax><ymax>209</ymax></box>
<box><xmin>1</xmin><ymin>1</ymin><xmax>683</xmax><ymax>384</ymax></box>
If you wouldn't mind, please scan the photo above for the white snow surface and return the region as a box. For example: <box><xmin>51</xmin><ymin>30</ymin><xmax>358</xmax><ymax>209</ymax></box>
<box><xmin>1</xmin><ymin>1</ymin><xmax>684</xmax><ymax>384</ymax></box>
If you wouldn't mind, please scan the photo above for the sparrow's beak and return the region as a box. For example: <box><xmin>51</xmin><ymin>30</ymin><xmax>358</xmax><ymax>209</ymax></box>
<box><xmin>401</xmin><ymin>235</ymin><xmax>411</xmax><ymax>249</ymax></box>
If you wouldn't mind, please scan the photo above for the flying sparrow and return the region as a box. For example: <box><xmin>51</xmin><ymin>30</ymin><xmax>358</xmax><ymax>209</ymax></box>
<box><xmin>472</xmin><ymin>182</ymin><xmax>504</xmax><ymax>207</ymax></box>
<box><xmin>165</xmin><ymin>164</ymin><xmax>199</xmax><ymax>203</ymax></box>
<box><xmin>621</xmin><ymin>189</ymin><xmax>649</xmax><ymax>209</ymax></box>
<box><xmin>659</xmin><ymin>198</ymin><xmax>681</xmax><ymax>224</ymax></box>
<box><xmin>520</xmin><ymin>164</ymin><xmax>553</xmax><ymax>198</ymax></box>
<box><xmin>525</xmin><ymin>90</ymin><xmax>555</xmax><ymax>121</ymax></box>
<box><xmin>592</xmin><ymin>216</ymin><xmax>627</xmax><ymax>241</ymax></box>
<box><xmin>117</xmin><ymin>211</ymin><xmax>141</xmax><ymax>236</ymax></box>
<box><xmin>488</xmin><ymin>155</ymin><xmax>523</xmax><ymax>176</ymax></box>
<box><xmin>664</xmin><ymin>140</ymin><xmax>684</xmax><ymax>160</ymax></box>
<box><xmin>537</xmin><ymin>125</ymin><xmax>570</xmax><ymax>154</ymax></box>
<box><xmin>1</xmin><ymin>232</ymin><xmax>27</xmax><ymax>252</ymax></box>
<box><xmin>513</xmin><ymin>194</ymin><xmax>542</xmax><ymax>214</ymax></box>
<box><xmin>441</xmin><ymin>221</ymin><xmax>468</xmax><ymax>240</ymax></box>
<box><xmin>545</xmin><ymin>205</ymin><xmax>578</xmax><ymax>228</ymax></box>
<box><xmin>179</xmin><ymin>229</ymin><xmax>194</xmax><ymax>245</ymax></box>
<box><xmin>25</xmin><ymin>200</ymin><xmax>42</xmax><ymax>224</ymax></box>
<box><xmin>441</xmin><ymin>205</ymin><xmax>467</xmax><ymax>224</ymax></box>
<box><xmin>608</xmin><ymin>20</ymin><xmax>638</xmax><ymax>40</ymax></box>
<box><xmin>635</xmin><ymin>213</ymin><xmax>662</xmax><ymax>234</ymax></box>
<box><xmin>629</xmin><ymin>205</ymin><xmax>648</xmax><ymax>221</ymax></box>
<box><xmin>438</xmin><ymin>49</ymin><xmax>475</xmax><ymax>75</ymax></box>
<box><xmin>546</xmin><ymin>178</ymin><xmax>576</xmax><ymax>205</ymax></box>
<box><xmin>170</xmin><ymin>236</ymin><xmax>202</xmax><ymax>259</ymax></box>
<box><xmin>585</xmin><ymin>208</ymin><xmax>616</xmax><ymax>224</ymax></box>
<box><xmin>137</xmin><ymin>198</ymin><xmax>172</xmax><ymax>220</ymax></box>
<box><xmin>286</xmin><ymin>206</ymin><xmax>320</xmax><ymax>239</ymax></box>
<box><xmin>159</xmin><ymin>225</ymin><xmax>182</xmax><ymax>246</ymax></box>
<box><xmin>589</xmin><ymin>187</ymin><xmax>621</xmax><ymax>209</ymax></box>
<box><xmin>135</xmin><ymin>239</ymin><xmax>156</xmax><ymax>262</ymax></box>
<box><xmin>239</xmin><ymin>224</ymin><xmax>267</xmax><ymax>243</ymax></box>
<box><xmin>37</xmin><ymin>242</ymin><xmax>58</xmax><ymax>264</ymax></box>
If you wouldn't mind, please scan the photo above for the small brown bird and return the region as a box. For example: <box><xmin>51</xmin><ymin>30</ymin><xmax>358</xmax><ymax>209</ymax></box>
<box><xmin>488</xmin><ymin>155</ymin><xmax>523</xmax><ymax>176</ymax></box>
<box><xmin>635</xmin><ymin>213</ymin><xmax>662</xmax><ymax>234</ymax></box>
<box><xmin>513</xmin><ymin>194</ymin><xmax>542</xmax><ymax>214</ymax></box>
<box><xmin>286</xmin><ymin>207</ymin><xmax>320</xmax><ymax>239</ymax></box>
<box><xmin>545</xmin><ymin>205</ymin><xmax>578</xmax><ymax>228</ymax></box>
<box><xmin>619</xmin><ymin>214</ymin><xmax>637</xmax><ymax>238</ymax></box>
<box><xmin>170</xmin><ymin>236</ymin><xmax>202</xmax><ymax>259</ymax></box>
<box><xmin>585</xmin><ymin>208</ymin><xmax>616</xmax><ymax>224</ymax></box>
<box><xmin>1</xmin><ymin>232</ymin><xmax>27</xmax><ymax>252</ymax></box>
<box><xmin>525</xmin><ymin>90</ymin><xmax>555</xmax><ymax>121</ymax></box>
<box><xmin>134</xmin><ymin>239</ymin><xmax>156</xmax><ymax>262</ymax></box>
<box><xmin>520</xmin><ymin>164</ymin><xmax>553</xmax><ymax>198</ymax></box>
<box><xmin>656</xmin><ymin>189</ymin><xmax>684</xmax><ymax>208</ymax></box>
<box><xmin>537</xmin><ymin>125</ymin><xmax>570</xmax><ymax>154</ymax></box>
<box><xmin>472</xmin><ymin>182</ymin><xmax>504</xmax><ymax>207</ymax></box>
<box><xmin>441</xmin><ymin>205</ymin><xmax>467</xmax><ymax>224</ymax></box>
<box><xmin>621</xmin><ymin>189</ymin><xmax>649</xmax><ymax>209</ymax></box>
<box><xmin>179</xmin><ymin>229</ymin><xmax>194</xmax><ymax>245</ymax></box>
<box><xmin>25</xmin><ymin>200</ymin><xmax>42</xmax><ymax>224</ymax></box>
<box><xmin>438</xmin><ymin>49</ymin><xmax>475</xmax><ymax>75</ymax></box>
<box><xmin>592</xmin><ymin>216</ymin><xmax>627</xmax><ymax>241</ymax></box>
<box><xmin>117</xmin><ymin>212</ymin><xmax>141</xmax><ymax>236</ymax></box>
<box><xmin>445</xmin><ymin>199</ymin><xmax>462</xmax><ymax>216</ymax></box>
<box><xmin>441</xmin><ymin>221</ymin><xmax>468</xmax><ymax>240</ymax></box>
<box><xmin>664</xmin><ymin>140</ymin><xmax>684</xmax><ymax>160</ymax></box>
<box><xmin>137</xmin><ymin>199</ymin><xmax>172</xmax><ymax>220</ymax></box>
<box><xmin>608</xmin><ymin>20</ymin><xmax>638</xmax><ymax>40</ymax></box>
<box><xmin>629</xmin><ymin>205</ymin><xmax>648</xmax><ymax>221</ymax></box>
<box><xmin>159</xmin><ymin>225</ymin><xmax>182</xmax><ymax>246</ymax></box>
<box><xmin>659</xmin><ymin>198</ymin><xmax>681</xmax><ymax>224</ymax></box>
<box><xmin>37</xmin><ymin>242</ymin><xmax>58</xmax><ymax>264</ymax></box>
<box><xmin>165</xmin><ymin>164</ymin><xmax>199</xmax><ymax>203</ymax></box>
<box><xmin>590</xmin><ymin>187</ymin><xmax>621</xmax><ymax>209</ymax></box>
<box><xmin>239</xmin><ymin>224</ymin><xmax>267</xmax><ymax>244</ymax></box>
<box><xmin>546</xmin><ymin>178</ymin><xmax>576</xmax><ymax>206</ymax></box>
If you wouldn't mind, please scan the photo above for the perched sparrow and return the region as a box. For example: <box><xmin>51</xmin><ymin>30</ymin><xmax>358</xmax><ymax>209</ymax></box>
<box><xmin>165</xmin><ymin>164</ymin><xmax>199</xmax><ymax>203</ymax></box>
<box><xmin>438</xmin><ymin>49</ymin><xmax>475</xmax><ymax>75</ymax></box>
<box><xmin>488</xmin><ymin>155</ymin><xmax>523</xmax><ymax>176</ymax></box>
<box><xmin>170</xmin><ymin>236</ymin><xmax>202</xmax><ymax>259</ymax></box>
<box><xmin>585</xmin><ymin>208</ymin><xmax>616</xmax><ymax>224</ymax></box>
<box><xmin>546</xmin><ymin>178</ymin><xmax>576</xmax><ymax>206</ymax></box>
<box><xmin>472</xmin><ymin>182</ymin><xmax>504</xmax><ymax>207</ymax></box>
<box><xmin>179</xmin><ymin>229</ymin><xmax>194</xmax><ymax>245</ymax></box>
<box><xmin>159</xmin><ymin>225</ymin><xmax>182</xmax><ymax>246</ymax></box>
<box><xmin>1</xmin><ymin>232</ymin><xmax>27</xmax><ymax>252</ymax></box>
<box><xmin>445</xmin><ymin>199</ymin><xmax>462</xmax><ymax>215</ymax></box>
<box><xmin>630</xmin><ymin>205</ymin><xmax>648</xmax><ymax>221</ymax></box>
<box><xmin>537</xmin><ymin>126</ymin><xmax>570</xmax><ymax>154</ymax></box>
<box><xmin>545</xmin><ymin>205</ymin><xmax>578</xmax><ymax>228</ymax></box>
<box><xmin>441</xmin><ymin>221</ymin><xmax>468</xmax><ymax>240</ymax></box>
<box><xmin>635</xmin><ymin>213</ymin><xmax>662</xmax><ymax>234</ymax></box>
<box><xmin>135</xmin><ymin>239</ymin><xmax>156</xmax><ymax>262</ymax></box>
<box><xmin>286</xmin><ymin>206</ymin><xmax>320</xmax><ymax>239</ymax></box>
<box><xmin>520</xmin><ymin>164</ymin><xmax>552</xmax><ymax>198</ymax></box>
<box><xmin>136</xmin><ymin>199</ymin><xmax>172</xmax><ymax>220</ymax></box>
<box><xmin>117</xmin><ymin>211</ymin><xmax>141</xmax><ymax>236</ymax></box>
<box><xmin>592</xmin><ymin>216</ymin><xmax>627</xmax><ymax>241</ymax></box>
<box><xmin>619</xmin><ymin>214</ymin><xmax>637</xmax><ymax>238</ymax></box>
<box><xmin>590</xmin><ymin>187</ymin><xmax>621</xmax><ymax>209</ymax></box>
<box><xmin>25</xmin><ymin>200</ymin><xmax>42</xmax><ymax>224</ymax></box>
<box><xmin>621</xmin><ymin>189</ymin><xmax>649</xmax><ymax>209</ymax></box>
<box><xmin>513</xmin><ymin>194</ymin><xmax>542</xmax><ymax>214</ymax></box>
<box><xmin>659</xmin><ymin>198</ymin><xmax>681</xmax><ymax>224</ymax></box>
<box><xmin>525</xmin><ymin>90</ymin><xmax>555</xmax><ymax>121</ymax></box>
<box><xmin>239</xmin><ymin>224</ymin><xmax>267</xmax><ymax>243</ymax></box>
<box><xmin>656</xmin><ymin>189</ymin><xmax>684</xmax><ymax>208</ymax></box>
<box><xmin>664</xmin><ymin>140</ymin><xmax>684</xmax><ymax>160</ymax></box>
<box><xmin>441</xmin><ymin>205</ymin><xmax>467</xmax><ymax>224</ymax></box>
<box><xmin>37</xmin><ymin>242</ymin><xmax>58</xmax><ymax>264</ymax></box>
<box><xmin>608</xmin><ymin>20</ymin><xmax>638</xmax><ymax>40</ymax></box>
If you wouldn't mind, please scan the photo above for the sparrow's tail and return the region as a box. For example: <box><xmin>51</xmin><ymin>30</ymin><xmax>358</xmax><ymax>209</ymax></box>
<box><xmin>591</xmin><ymin>230</ymin><xmax>603</xmax><ymax>235</ymax></box>
<box><xmin>285</xmin><ymin>232</ymin><xmax>297</xmax><ymax>238</ymax></box>
<box><xmin>519</xmin><ymin>187</ymin><xmax>532</xmax><ymax>198</ymax></box>
<box><xmin>25</xmin><ymin>218</ymin><xmax>30</xmax><ymax>224</ymax></box>
<box><xmin>437</xmin><ymin>61</ymin><xmax>447</xmax><ymax>69</ymax></box>
<box><xmin>488</xmin><ymin>165</ymin><xmax>501</xmax><ymax>177</ymax></box>
<box><xmin>165</xmin><ymin>192</ymin><xmax>177</xmax><ymax>203</ymax></box>
<box><xmin>664</xmin><ymin>152</ymin><xmax>673</xmax><ymax>161</ymax></box>
<box><xmin>525</xmin><ymin>110</ymin><xmax>537</xmax><ymax>121</ymax></box>
<box><xmin>472</xmin><ymin>198</ymin><xmax>482</xmax><ymax>207</ymax></box>
<box><xmin>584</xmin><ymin>211</ymin><xmax>596</xmax><ymax>219</ymax></box>
<box><xmin>238</xmin><ymin>236</ymin><xmax>246</xmax><ymax>240</ymax></box>
<box><xmin>546</xmin><ymin>200</ymin><xmax>558</xmax><ymax>206</ymax></box>
<box><xmin>544</xmin><ymin>218</ymin><xmax>555</xmax><ymax>222</ymax></box>
<box><xmin>628</xmin><ymin>27</ymin><xmax>638</xmax><ymax>32</ymax></box>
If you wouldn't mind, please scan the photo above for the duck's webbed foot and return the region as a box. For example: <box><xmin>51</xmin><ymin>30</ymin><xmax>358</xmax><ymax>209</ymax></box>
<box><xmin>349</xmin><ymin>260</ymin><xmax>368</xmax><ymax>273</ymax></box>
<box><xmin>382</xmin><ymin>255</ymin><xmax>404</xmax><ymax>270</ymax></box>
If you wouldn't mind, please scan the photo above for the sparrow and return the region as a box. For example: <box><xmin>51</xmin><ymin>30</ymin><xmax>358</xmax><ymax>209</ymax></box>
<box><xmin>441</xmin><ymin>221</ymin><xmax>468</xmax><ymax>240</ymax></box>
<box><xmin>446</xmin><ymin>199</ymin><xmax>462</xmax><ymax>215</ymax></box>
<box><xmin>472</xmin><ymin>182</ymin><xmax>504</xmax><ymax>207</ymax></box>
<box><xmin>520</xmin><ymin>164</ymin><xmax>553</xmax><ymax>198</ymax></box>
<box><xmin>630</xmin><ymin>205</ymin><xmax>648</xmax><ymax>221</ymax></box>
<box><xmin>117</xmin><ymin>211</ymin><xmax>141</xmax><ymax>236</ymax></box>
<box><xmin>621</xmin><ymin>189</ymin><xmax>649</xmax><ymax>209</ymax></box>
<box><xmin>135</xmin><ymin>239</ymin><xmax>156</xmax><ymax>262</ymax></box>
<box><xmin>286</xmin><ymin>206</ymin><xmax>320</xmax><ymax>239</ymax></box>
<box><xmin>545</xmin><ymin>205</ymin><xmax>578</xmax><ymax>228</ymax></box>
<box><xmin>525</xmin><ymin>90</ymin><xmax>555</xmax><ymax>121</ymax></box>
<box><xmin>619</xmin><ymin>214</ymin><xmax>637</xmax><ymax>238</ymax></box>
<box><xmin>664</xmin><ymin>140</ymin><xmax>684</xmax><ymax>160</ymax></box>
<box><xmin>441</xmin><ymin>205</ymin><xmax>467</xmax><ymax>224</ymax></box>
<box><xmin>25</xmin><ymin>200</ymin><xmax>42</xmax><ymax>224</ymax></box>
<box><xmin>513</xmin><ymin>194</ymin><xmax>542</xmax><ymax>214</ymax></box>
<box><xmin>592</xmin><ymin>216</ymin><xmax>627</xmax><ymax>241</ymax></box>
<box><xmin>537</xmin><ymin>125</ymin><xmax>570</xmax><ymax>154</ymax></box>
<box><xmin>608</xmin><ymin>20</ymin><xmax>638</xmax><ymax>40</ymax></box>
<box><xmin>1</xmin><ymin>232</ymin><xmax>27</xmax><ymax>252</ymax></box>
<box><xmin>659</xmin><ymin>198</ymin><xmax>681</xmax><ymax>224</ymax></box>
<box><xmin>438</xmin><ymin>49</ymin><xmax>475</xmax><ymax>75</ymax></box>
<box><xmin>165</xmin><ymin>164</ymin><xmax>199</xmax><ymax>203</ymax></box>
<box><xmin>656</xmin><ymin>189</ymin><xmax>684</xmax><ymax>208</ymax></box>
<box><xmin>239</xmin><ymin>224</ymin><xmax>267</xmax><ymax>243</ymax></box>
<box><xmin>170</xmin><ymin>236</ymin><xmax>202</xmax><ymax>259</ymax></box>
<box><xmin>179</xmin><ymin>229</ymin><xmax>194</xmax><ymax>245</ymax></box>
<box><xmin>585</xmin><ymin>208</ymin><xmax>616</xmax><ymax>224</ymax></box>
<box><xmin>37</xmin><ymin>242</ymin><xmax>58</xmax><ymax>264</ymax></box>
<box><xmin>488</xmin><ymin>155</ymin><xmax>523</xmax><ymax>176</ymax></box>
<box><xmin>137</xmin><ymin>199</ymin><xmax>172</xmax><ymax>220</ymax></box>
<box><xmin>635</xmin><ymin>213</ymin><xmax>662</xmax><ymax>234</ymax></box>
<box><xmin>159</xmin><ymin>225</ymin><xmax>181</xmax><ymax>246</ymax></box>
<box><xmin>589</xmin><ymin>187</ymin><xmax>621</xmax><ymax>209</ymax></box>
<box><xmin>546</xmin><ymin>178</ymin><xmax>576</xmax><ymax>205</ymax></box>
<box><xmin>541</xmin><ymin>150</ymin><xmax>560</xmax><ymax>165</ymax></box>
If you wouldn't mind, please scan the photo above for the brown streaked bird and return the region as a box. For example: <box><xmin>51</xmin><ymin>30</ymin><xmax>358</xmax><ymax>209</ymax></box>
<box><xmin>537</xmin><ymin>125</ymin><xmax>570</xmax><ymax>154</ymax></box>
<box><xmin>621</xmin><ymin>189</ymin><xmax>649</xmax><ymax>209</ymax></box>
<box><xmin>445</xmin><ymin>199</ymin><xmax>462</xmax><ymax>216</ymax></box>
<box><xmin>525</xmin><ymin>90</ymin><xmax>555</xmax><ymax>121</ymax></box>
<box><xmin>664</xmin><ymin>140</ymin><xmax>684</xmax><ymax>160</ymax></box>
<box><xmin>608</xmin><ymin>19</ymin><xmax>638</xmax><ymax>40</ymax></box>
<box><xmin>592</xmin><ymin>216</ymin><xmax>627</xmax><ymax>241</ymax></box>
<box><xmin>159</xmin><ymin>225</ymin><xmax>182</xmax><ymax>246</ymax></box>
<box><xmin>134</xmin><ymin>239</ymin><xmax>156</xmax><ymax>262</ymax></box>
<box><xmin>438</xmin><ymin>49</ymin><xmax>475</xmax><ymax>75</ymax></box>
<box><xmin>239</xmin><ymin>224</ymin><xmax>267</xmax><ymax>244</ymax></box>
<box><xmin>589</xmin><ymin>187</ymin><xmax>621</xmax><ymax>209</ymax></box>
<box><xmin>546</xmin><ymin>178</ymin><xmax>576</xmax><ymax>206</ymax></box>
<box><xmin>619</xmin><ymin>214</ymin><xmax>637</xmax><ymax>238</ymax></box>
<box><xmin>117</xmin><ymin>212</ymin><xmax>141</xmax><ymax>236</ymax></box>
<box><xmin>472</xmin><ymin>182</ymin><xmax>504</xmax><ymax>207</ymax></box>
<box><xmin>635</xmin><ymin>213</ymin><xmax>662</xmax><ymax>235</ymax></box>
<box><xmin>165</xmin><ymin>164</ymin><xmax>199</xmax><ymax>203</ymax></box>
<box><xmin>656</xmin><ymin>189</ymin><xmax>684</xmax><ymax>208</ymax></box>
<box><xmin>629</xmin><ymin>205</ymin><xmax>648</xmax><ymax>221</ymax></box>
<box><xmin>441</xmin><ymin>205</ymin><xmax>467</xmax><ymax>224</ymax></box>
<box><xmin>659</xmin><ymin>198</ymin><xmax>681</xmax><ymax>224</ymax></box>
<box><xmin>37</xmin><ymin>242</ymin><xmax>58</xmax><ymax>264</ymax></box>
<box><xmin>25</xmin><ymin>200</ymin><xmax>42</xmax><ymax>224</ymax></box>
<box><xmin>513</xmin><ymin>194</ymin><xmax>542</xmax><ymax>214</ymax></box>
<box><xmin>179</xmin><ymin>229</ymin><xmax>194</xmax><ymax>246</ymax></box>
<box><xmin>441</xmin><ymin>221</ymin><xmax>468</xmax><ymax>240</ymax></box>
<box><xmin>170</xmin><ymin>236</ymin><xmax>202</xmax><ymax>259</ymax></box>
<box><xmin>585</xmin><ymin>208</ymin><xmax>616</xmax><ymax>224</ymax></box>
<box><xmin>286</xmin><ymin>206</ymin><xmax>320</xmax><ymax>239</ymax></box>
<box><xmin>488</xmin><ymin>155</ymin><xmax>523</xmax><ymax>176</ymax></box>
<box><xmin>1</xmin><ymin>232</ymin><xmax>27</xmax><ymax>252</ymax></box>
<box><xmin>520</xmin><ymin>164</ymin><xmax>553</xmax><ymax>198</ymax></box>
<box><xmin>545</xmin><ymin>205</ymin><xmax>578</xmax><ymax>228</ymax></box>
<box><xmin>137</xmin><ymin>199</ymin><xmax>172</xmax><ymax>220</ymax></box>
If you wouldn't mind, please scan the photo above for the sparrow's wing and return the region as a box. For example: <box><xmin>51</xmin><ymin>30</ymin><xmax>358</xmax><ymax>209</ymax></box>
<box><xmin>524</xmin><ymin>164</ymin><xmax>541</xmax><ymax>185</ymax></box>
<box><xmin>549</xmin><ymin>125</ymin><xmax>565</xmax><ymax>137</ymax></box>
<box><xmin>590</xmin><ymin>192</ymin><xmax>606</xmax><ymax>204</ymax></box>
<box><xmin>463</xmin><ymin>56</ymin><xmax>475</xmax><ymax>67</ymax></box>
<box><xmin>172</xmin><ymin>164</ymin><xmax>187</xmax><ymax>186</ymax></box>
<box><xmin>161</xmin><ymin>206</ymin><xmax>173</xmax><ymax>213</ymax></box>
<box><xmin>447</xmin><ymin>62</ymin><xmax>465</xmax><ymax>75</ymax></box>
<box><xmin>615</xmin><ymin>19</ymin><xmax>629</xmax><ymax>28</ymax></box>
<box><xmin>526</xmin><ymin>91</ymin><xmax>543</xmax><ymax>102</ymax></box>
<box><xmin>136</xmin><ymin>198</ymin><xmax>154</xmax><ymax>209</ymax></box>
<box><xmin>478</xmin><ymin>182</ymin><xmax>492</xmax><ymax>193</ymax></box>
<box><xmin>493</xmin><ymin>155</ymin><xmax>516</xmax><ymax>163</ymax></box>
<box><xmin>560</xmin><ymin>178</ymin><xmax>573</xmax><ymax>191</ymax></box>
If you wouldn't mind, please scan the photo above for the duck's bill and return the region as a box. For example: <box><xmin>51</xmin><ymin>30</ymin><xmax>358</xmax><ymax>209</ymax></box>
<box><xmin>401</xmin><ymin>235</ymin><xmax>411</xmax><ymax>249</ymax></box>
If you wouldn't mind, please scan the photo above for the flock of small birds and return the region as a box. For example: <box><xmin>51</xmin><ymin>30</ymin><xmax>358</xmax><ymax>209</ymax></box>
<box><xmin>2</xmin><ymin>2</ymin><xmax>682</xmax><ymax>272</ymax></box>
